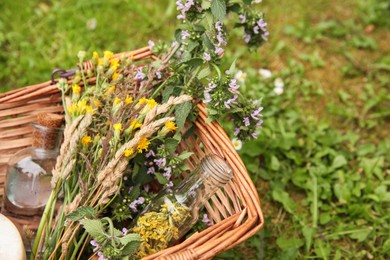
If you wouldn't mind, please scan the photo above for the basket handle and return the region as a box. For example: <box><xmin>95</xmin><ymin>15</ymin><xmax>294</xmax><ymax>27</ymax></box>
<box><xmin>50</xmin><ymin>68</ymin><xmax>76</xmax><ymax>84</ymax></box>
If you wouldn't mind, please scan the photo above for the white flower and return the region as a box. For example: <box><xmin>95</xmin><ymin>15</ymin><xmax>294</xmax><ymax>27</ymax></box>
<box><xmin>274</xmin><ymin>77</ymin><xmax>284</xmax><ymax>88</ymax></box>
<box><xmin>259</xmin><ymin>68</ymin><xmax>272</xmax><ymax>79</ymax></box>
<box><xmin>274</xmin><ymin>86</ymin><xmax>284</xmax><ymax>95</ymax></box>
<box><xmin>234</xmin><ymin>70</ymin><xmax>247</xmax><ymax>83</ymax></box>
<box><xmin>86</xmin><ymin>18</ymin><xmax>97</xmax><ymax>30</ymax></box>
<box><xmin>232</xmin><ymin>138</ymin><xmax>242</xmax><ymax>150</ymax></box>
<box><xmin>252</xmin><ymin>0</ymin><xmax>262</xmax><ymax>3</ymax></box>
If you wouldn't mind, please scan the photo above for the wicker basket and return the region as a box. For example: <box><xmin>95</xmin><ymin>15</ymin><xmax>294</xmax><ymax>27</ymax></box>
<box><xmin>0</xmin><ymin>47</ymin><xmax>263</xmax><ymax>259</ymax></box>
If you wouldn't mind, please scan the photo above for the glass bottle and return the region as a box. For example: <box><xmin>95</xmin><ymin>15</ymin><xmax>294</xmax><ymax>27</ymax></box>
<box><xmin>3</xmin><ymin>113</ymin><xmax>63</xmax><ymax>217</ymax></box>
<box><xmin>132</xmin><ymin>154</ymin><xmax>233</xmax><ymax>258</ymax></box>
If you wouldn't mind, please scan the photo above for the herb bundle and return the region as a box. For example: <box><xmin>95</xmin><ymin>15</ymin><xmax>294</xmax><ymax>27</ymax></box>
<box><xmin>31</xmin><ymin>1</ymin><xmax>268</xmax><ymax>259</ymax></box>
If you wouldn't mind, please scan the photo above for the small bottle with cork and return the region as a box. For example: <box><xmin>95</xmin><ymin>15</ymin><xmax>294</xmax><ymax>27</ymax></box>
<box><xmin>3</xmin><ymin>112</ymin><xmax>63</xmax><ymax>217</ymax></box>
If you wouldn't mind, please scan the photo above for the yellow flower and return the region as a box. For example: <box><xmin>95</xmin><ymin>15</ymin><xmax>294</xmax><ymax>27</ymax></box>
<box><xmin>124</xmin><ymin>149</ymin><xmax>134</xmax><ymax>157</ymax></box>
<box><xmin>137</xmin><ymin>137</ymin><xmax>150</xmax><ymax>153</ymax></box>
<box><xmin>108</xmin><ymin>85</ymin><xmax>116</xmax><ymax>93</ymax></box>
<box><xmin>72</xmin><ymin>84</ymin><xmax>81</xmax><ymax>94</ymax></box>
<box><xmin>125</xmin><ymin>95</ymin><xmax>133</xmax><ymax>105</ymax></box>
<box><xmin>67</xmin><ymin>104</ymin><xmax>76</xmax><ymax>113</ymax></box>
<box><xmin>113</xmin><ymin>123</ymin><xmax>123</xmax><ymax>132</ymax></box>
<box><xmin>93</xmin><ymin>100</ymin><xmax>102</xmax><ymax>107</ymax></box>
<box><xmin>85</xmin><ymin>106</ymin><xmax>94</xmax><ymax>114</ymax></box>
<box><xmin>114</xmin><ymin>97</ymin><xmax>121</xmax><ymax>105</ymax></box>
<box><xmin>106</xmin><ymin>120</ymin><xmax>111</xmax><ymax>126</ymax></box>
<box><xmin>146</xmin><ymin>99</ymin><xmax>158</xmax><ymax>109</ymax></box>
<box><xmin>110</xmin><ymin>58</ymin><xmax>119</xmax><ymax>67</ymax></box>
<box><xmin>130</xmin><ymin>119</ymin><xmax>142</xmax><ymax>130</ymax></box>
<box><xmin>164</xmin><ymin>121</ymin><xmax>177</xmax><ymax>132</ymax></box>
<box><xmin>112</xmin><ymin>72</ymin><xmax>119</xmax><ymax>81</ymax></box>
<box><xmin>98</xmin><ymin>58</ymin><xmax>103</xmax><ymax>66</ymax></box>
<box><xmin>137</xmin><ymin>97</ymin><xmax>148</xmax><ymax>106</ymax></box>
<box><xmin>92</xmin><ymin>51</ymin><xmax>99</xmax><ymax>60</ymax></box>
<box><xmin>104</xmin><ymin>50</ymin><xmax>114</xmax><ymax>59</ymax></box>
<box><xmin>81</xmin><ymin>135</ymin><xmax>92</xmax><ymax>146</ymax></box>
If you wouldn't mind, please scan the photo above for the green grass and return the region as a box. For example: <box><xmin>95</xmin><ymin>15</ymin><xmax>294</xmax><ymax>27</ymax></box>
<box><xmin>1</xmin><ymin>0</ymin><xmax>389</xmax><ymax>259</ymax></box>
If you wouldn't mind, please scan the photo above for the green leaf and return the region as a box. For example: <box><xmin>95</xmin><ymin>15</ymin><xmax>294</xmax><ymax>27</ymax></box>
<box><xmin>201</xmin><ymin>0</ymin><xmax>211</xmax><ymax>9</ymax></box>
<box><xmin>119</xmin><ymin>233</ymin><xmax>141</xmax><ymax>245</ymax></box>
<box><xmin>202</xmin><ymin>33</ymin><xmax>215</xmax><ymax>50</ymax></box>
<box><xmin>331</xmin><ymin>155</ymin><xmax>347</xmax><ymax>169</ymax></box>
<box><xmin>211</xmin><ymin>0</ymin><xmax>226</xmax><ymax>21</ymax></box>
<box><xmin>269</xmin><ymin>155</ymin><xmax>281</xmax><ymax>171</ymax></box>
<box><xmin>178</xmin><ymin>151</ymin><xmax>193</xmax><ymax>160</ymax></box>
<box><xmin>175</xmin><ymin>101</ymin><xmax>192</xmax><ymax>131</ymax></box>
<box><xmin>183</xmin><ymin>58</ymin><xmax>203</xmax><ymax>68</ymax></box>
<box><xmin>122</xmin><ymin>240</ymin><xmax>141</xmax><ymax>255</ymax></box>
<box><xmin>348</xmin><ymin>229</ymin><xmax>371</xmax><ymax>242</ymax></box>
<box><xmin>272</xmin><ymin>189</ymin><xmax>297</xmax><ymax>213</ymax></box>
<box><xmin>66</xmin><ymin>206</ymin><xmax>96</xmax><ymax>221</ymax></box>
<box><xmin>188</xmin><ymin>41</ymin><xmax>200</xmax><ymax>52</ymax></box>
<box><xmin>80</xmin><ymin>219</ymin><xmax>105</xmax><ymax>238</ymax></box>
<box><xmin>162</xmin><ymin>85</ymin><xmax>176</xmax><ymax>103</ymax></box>
<box><xmin>276</xmin><ymin>237</ymin><xmax>304</xmax><ymax>250</ymax></box>
<box><xmin>165</xmin><ymin>138</ymin><xmax>179</xmax><ymax>154</ymax></box>
<box><xmin>197</xmin><ymin>66</ymin><xmax>211</xmax><ymax>80</ymax></box>
<box><xmin>155</xmin><ymin>172</ymin><xmax>169</xmax><ymax>184</ymax></box>
<box><xmin>128</xmin><ymin>184</ymin><xmax>141</xmax><ymax>201</ymax></box>
<box><xmin>302</xmin><ymin>226</ymin><xmax>315</xmax><ymax>253</ymax></box>
<box><xmin>228</xmin><ymin>58</ymin><xmax>237</xmax><ymax>75</ymax></box>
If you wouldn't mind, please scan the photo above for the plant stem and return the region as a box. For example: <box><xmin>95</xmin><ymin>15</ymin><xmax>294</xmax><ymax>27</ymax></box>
<box><xmin>30</xmin><ymin>180</ymin><xmax>62</xmax><ymax>260</ymax></box>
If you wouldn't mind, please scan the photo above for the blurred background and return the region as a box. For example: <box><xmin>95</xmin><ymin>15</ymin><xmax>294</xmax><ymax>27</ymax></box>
<box><xmin>1</xmin><ymin>0</ymin><xmax>389</xmax><ymax>259</ymax></box>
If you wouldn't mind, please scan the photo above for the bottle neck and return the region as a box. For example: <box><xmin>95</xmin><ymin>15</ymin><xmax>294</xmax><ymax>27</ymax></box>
<box><xmin>31</xmin><ymin>123</ymin><xmax>63</xmax><ymax>151</ymax></box>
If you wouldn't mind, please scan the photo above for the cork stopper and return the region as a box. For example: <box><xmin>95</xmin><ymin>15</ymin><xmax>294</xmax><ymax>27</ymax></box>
<box><xmin>199</xmin><ymin>154</ymin><xmax>233</xmax><ymax>188</ymax></box>
<box><xmin>32</xmin><ymin>113</ymin><xmax>63</xmax><ymax>149</ymax></box>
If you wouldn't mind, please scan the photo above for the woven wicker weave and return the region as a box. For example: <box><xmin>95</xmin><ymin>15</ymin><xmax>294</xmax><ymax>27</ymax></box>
<box><xmin>0</xmin><ymin>47</ymin><xmax>263</xmax><ymax>259</ymax></box>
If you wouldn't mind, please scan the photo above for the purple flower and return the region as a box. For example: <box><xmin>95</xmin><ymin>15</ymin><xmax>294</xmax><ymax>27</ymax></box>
<box><xmin>203</xmin><ymin>52</ymin><xmax>211</xmax><ymax>61</ymax></box>
<box><xmin>261</xmin><ymin>30</ymin><xmax>269</xmax><ymax>41</ymax></box>
<box><xmin>202</xmin><ymin>213</ymin><xmax>214</xmax><ymax>226</ymax></box>
<box><xmin>217</xmin><ymin>32</ymin><xmax>227</xmax><ymax>46</ymax></box>
<box><xmin>122</xmin><ymin>228</ymin><xmax>128</xmax><ymax>235</ymax></box>
<box><xmin>224</xmin><ymin>95</ymin><xmax>238</xmax><ymax>109</ymax></box>
<box><xmin>181</xmin><ymin>30</ymin><xmax>190</xmax><ymax>40</ymax></box>
<box><xmin>171</xmin><ymin>41</ymin><xmax>179</xmax><ymax>47</ymax></box>
<box><xmin>243</xmin><ymin>117</ymin><xmax>250</xmax><ymax>126</ymax></box>
<box><xmin>215</xmin><ymin>46</ymin><xmax>224</xmax><ymax>56</ymax></box>
<box><xmin>234</xmin><ymin>127</ymin><xmax>240</xmax><ymax>136</ymax></box>
<box><xmin>239</xmin><ymin>14</ymin><xmax>246</xmax><ymax>23</ymax></box>
<box><xmin>166</xmin><ymin>181</ymin><xmax>174</xmax><ymax>188</ymax></box>
<box><xmin>176</xmin><ymin>0</ymin><xmax>194</xmax><ymax>20</ymax></box>
<box><xmin>252</xmin><ymin>131</ymin><xmax>260</xmax><ymax>139</ymax></box>
<box><xmin>244</xmin><ymin>33</ymin><xmax>251</xmax><ymax>43</ymax></box>
<box><xmin>129</xmin><ymin>197</ymin><xmax>145</xmax><ymax>212</ymax></box>
<box><xmin>253</xmin><ymin>26</ymin><xmax>260</xmax><ymax>34</ymax></box>
<box><xmin>146</xmin><ymin>150</ymin><xmax>155</xmax><ymax>158</ymax></box>
<box><xmin>204</xmin><ymin>92</ymin><xmax>212</xmax><ymax>103</ymax></box>
<box><xmin>90</xmin><ymin>240</ymin><xmax>99</xmax><ymax>252</ymax></box>
<box><xmin>134</xmin><ymin>68</ymin><xmax>146</xmax><ymax>81</ymax></box>
<box><xmin>228</xmin><ymin>79</ymin><xmax>240</xmax><ymax>94</ymax></box>
<box><xmin>154</xmin><ymin>158</ymin><xmax>167</xmax><ymax>168</ymax></box>
<box><xmin>257</xmin><ymin>19</ymin><xmax>267</xmax><ymax>31</ymax></box>
<box><xmin>256</xmin><ymin>119</ymin><xmax>264</xmax><ymax>128</ymax></box>
<box><xmin>148</xmin><ymin>40</ymin><xmax>155</xmax><ymax>48</ymax></box>
<box><xmin>251</xmin><ymin>107</ymin><xmax>263</xmax><ymax>120</ymax></box>
<box><xmin>163</xmin><ymin>167</ymin><xmax>172</xmax><ymax>179</ymax></box>
<box><xmin>97</xmin><ymin>252</ymin><xmax>106</xmax><ymax>260</ymax></box>
<box><xmin>215</xmin><ymin>21</ymin><xmax>223</xmax><ymax>32</ymax></box>
<box><xmin>205</xmin><ymin>82</ymin><xmax>217</xmax><ymax>93</ymax></box>
<box><xmin>156</xmin><ymin>71</ymin><xmax>162</xmax><ymax>79</ymax></box>
<box><xmin>147</xmin><ymin>167</ymin><xmax>155</xmax><ymax>174</ymax></box>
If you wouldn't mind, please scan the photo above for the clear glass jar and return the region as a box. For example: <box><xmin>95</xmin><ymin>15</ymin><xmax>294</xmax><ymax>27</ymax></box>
<box><xmin>3</xmin><ymin>123</ymin><xmax>63</xmax><ymax>216</ymax></box>
<box><xmin>132</xmin><ymin>154</ymin><xmax>233</xmax><ymax>258</ymax></box>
